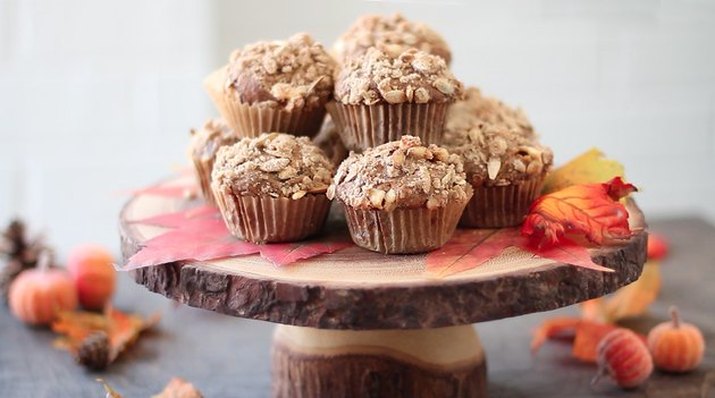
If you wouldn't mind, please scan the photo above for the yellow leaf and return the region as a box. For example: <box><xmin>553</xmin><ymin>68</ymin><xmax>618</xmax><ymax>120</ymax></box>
<box><xmin>604</xmin><ymin>261</ymin><xmax>661</xmax><ymax>322</ymax></box>
<box><xmin>543</xmin><ymin>148</ymin><xmax>625</xmax><ymax>194</ymax></box>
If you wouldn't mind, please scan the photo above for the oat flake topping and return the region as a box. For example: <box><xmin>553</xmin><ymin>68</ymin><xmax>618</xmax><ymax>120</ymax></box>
<box><xmin>189</xmin><ymin>118</ymin><xmax>237</xmax><ymax>161</ymax></box>
<box><xmin>335</xmin><ymin>48</ymin><xmax>463</xmax><ymax>106</ymax></box>
<box><xmin>328</xmin><ymin>136</ymin><xmax>472</xmax><ymax>211</ymax></box>
<box><xmin>334</xmin><ymin>13</ymin><xmax>452</xmax><ymax>64</ymax></box>
<box><xmin>445</xmin><ymin>122</ymin><xmax>553</xmax><ymax>187</ymax></box>
<box><xmin>446</xmin><ymin>87</ymin><xmax>535</xmax><ymax>138</ymax></box>
<box><xmin>225</xmin><ymin>33</ymin><xmax>336</xmax><ymax>111</ymax></box>
<box><xmin>212</xmin><ymin>132</ymin><xmax>334</xmax><ymax>199</ymax></box>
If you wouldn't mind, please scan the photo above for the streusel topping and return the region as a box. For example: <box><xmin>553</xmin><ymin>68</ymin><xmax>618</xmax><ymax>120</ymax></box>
<box><xmin>445</xmin><ymin>122</ymin><xmax>553</xmax><ymax>187</ymax></box>
<box><xmin>328</xmin><ymin>136</ymin><xmax>472</xmax><ymax>210</ymax></box>
<box><xmin>334</xmin><ymin>48</ymin><xmax>463</xmax><ymax>106</ymax></box>
<box><xmin>334</xmin><ymin>13</ymin><xmax>452</xmax><ymax>64</ymax></box>
<box><xmin>212</xmin><ymin>132</ymin><xmax>334</xmax><ymax>199</ymax></box>
<box><xmin>189</xmin><ymin>118</ymin><xmax>237</xmax><ymax>161</ymax></box>
<box><xmin>225</xmin><ymin>33</ymin><xmax>337</xmax><ymax>111</ymax></box>
<box><xmin>446</xmin><ymin>87</ymin><xmax>535</xmax><ymax>137</ymax></box>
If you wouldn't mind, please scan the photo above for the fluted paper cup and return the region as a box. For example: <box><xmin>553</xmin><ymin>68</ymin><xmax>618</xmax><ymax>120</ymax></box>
<box><xmin>192</xmin><ymin>156</ymin><xmax>217</xmax><ymax>206</ymax></box>
<box><xmin>460</xmin><ymin>177</ymin><xmax>544</xmax><ymax>229</ymax></box>
<box><xmin>341</xmin><ymin>200</ymin><xmax>468</xmax><ymax>254</ymax></box>
<box><xmin>212</xmin><ymin>190</ymin><xmax>331</xmax><ymax>243</ymax></box>
<box><xmin>327</xmin><ymin>101</ymin><xmax>449</xmax><ymax>151</ymax></box>
<box><xmin>204</xmin><ymin>67</ymin><xmax>326</xmax><ymax>138</ymax></box>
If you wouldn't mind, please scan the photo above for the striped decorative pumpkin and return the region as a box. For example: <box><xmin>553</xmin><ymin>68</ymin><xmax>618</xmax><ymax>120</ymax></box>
<box><xmin>593</xmin><ymin>328</ymin><xmax>653</xmax><ymax>389</ymax></box>
<box><xmin>647</xmin><ymin>306</ymin><xmax>705</xmax><ymax>373</ymax></box>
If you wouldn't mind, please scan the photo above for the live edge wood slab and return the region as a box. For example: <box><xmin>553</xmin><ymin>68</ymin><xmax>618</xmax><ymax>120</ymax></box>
<box><xmin>119</xmin><ymin>175</ymin><xmax>648</xmax><ymax>398</ymax></box>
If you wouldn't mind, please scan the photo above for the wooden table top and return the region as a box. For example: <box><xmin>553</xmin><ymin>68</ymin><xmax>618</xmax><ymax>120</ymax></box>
<box><xmin>1</xmin><ymin>217</ymin><xmax>714</xmax><ymax>398</ymax></box>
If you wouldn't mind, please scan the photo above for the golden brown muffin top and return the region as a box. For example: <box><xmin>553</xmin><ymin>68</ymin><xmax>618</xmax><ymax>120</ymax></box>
<box><xmin>334</xmin><ymin>13</ymin><xmax>451</xmax><ymax>64</ymax></box>
<box><xmin>188</xmin><ymin>118</ymin><xmax>238</xmax><ymax>161</ymax></box>
<box><xmin>312</xmin><ymin>115</ymin><xmax>348</xmax><ymax>167</ymax></box>
<box><xmin>226</xmin><ymin>33</ymin><xmax>337</xmax><ymax>111</ymax></box>
<box><xmin>445</xmin><ymin>122</ymin><xmax>553</xmax><ymax>187</ymax></box>
<box><xmin>327</xmin><ymin>136</ymin><xmax>471</xmax><ymax>211</ymax></box>
<box><xmin>335</xmin><ymin>48</ymin><xmax>463</xmax><ymax>106</ymax></box>
<box><xmin>212</xmin><ymin>132</ymin><xmax>334</xmax><ymax>199</ymax></box>
<box><xmin>446</xmin><ymin>87</ymin><xmax>535</xmax><ymax>137</ymax></box>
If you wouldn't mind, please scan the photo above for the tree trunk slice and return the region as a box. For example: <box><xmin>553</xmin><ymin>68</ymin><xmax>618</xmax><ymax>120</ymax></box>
<box><xmin>121</xmin><ymin>175</ymin><xmax>648</xmax><ymax>330</ymax></box>
<box><xmin>271</xmin><ymin>325</ymin><xmax>486</xmax><ymax>398</ymax></box>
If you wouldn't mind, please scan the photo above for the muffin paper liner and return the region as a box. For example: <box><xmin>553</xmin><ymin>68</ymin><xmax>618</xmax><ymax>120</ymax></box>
<box><xmin>460</xmin><ymin>177</ymin><xmax>544</xmax><ymax>229</ymax></box>
<box><xmin>212</xmin><ymin>190</ymin><xmax>331</xmax><ymax>243</ymax></box>
<box><xmin>204</xmin><ymin>67</ymin><xmax>326</xmax><ymax>138</ymax></box>
<box><xmin>326</xmin><ymin>101</ymin><xmax>449</xmax><ymax>151</ymax></box>
<box><xmin>341</xmin><ymin>200</ymin><xmax>468</xmax><ymax>254</ymax></box>
<box><xmin>192</xmin><ymin>157</ymin><xmax>217</xmax><ymax>206</ymax></box>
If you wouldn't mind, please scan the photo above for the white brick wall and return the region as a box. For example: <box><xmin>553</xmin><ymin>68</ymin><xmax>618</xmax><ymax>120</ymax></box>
<box><xmin>1</xmin><ymin>0</ymin><xmax>714</xmax><ymax>254</ymax></box>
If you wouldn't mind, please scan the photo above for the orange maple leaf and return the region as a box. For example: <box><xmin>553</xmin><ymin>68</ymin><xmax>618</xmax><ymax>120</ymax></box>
<box><xmin>522</xmin><ymin>177</ymin><xmax>637</xmax><ymax>248</ymax></box>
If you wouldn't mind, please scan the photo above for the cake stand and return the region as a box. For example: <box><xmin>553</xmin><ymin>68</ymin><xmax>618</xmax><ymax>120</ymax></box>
<box><xmin>119</xmin><ymin>175</ymin><xmax>647</xmax><ymax>398</ymax></box>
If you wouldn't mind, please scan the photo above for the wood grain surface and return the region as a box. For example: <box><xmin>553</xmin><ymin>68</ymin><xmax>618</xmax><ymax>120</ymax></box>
<box><xmin>1</xmin><ymin>218</ymin><xmax>713</xmax><ymax>398</ymax></box>
<box><xmin>121</xmin><ymin>175</ymin><xmax>648</xmax><ymax>330</ymax></box>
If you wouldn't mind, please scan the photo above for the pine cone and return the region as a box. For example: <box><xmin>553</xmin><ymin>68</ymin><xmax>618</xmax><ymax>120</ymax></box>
<box><xmin>77</xmin><ymin>331</ymin><xmax>111</xmax><ymax>370</ymax></box>
<box><xmin>0</xmin><ymin>259</ymin><xmax>25</xmax><ymax>305</ymax></box>
<box><xmin>0</xmin><ymin>219</ymin><xmax>51</xmax><ymax>305</ymax></box>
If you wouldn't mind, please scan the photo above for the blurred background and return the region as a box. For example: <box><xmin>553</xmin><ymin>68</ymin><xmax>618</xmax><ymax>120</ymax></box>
<box><xmin>1</xmin><ymin>0</ymin><xmax>714</xmax><ymax>255</ymax></box>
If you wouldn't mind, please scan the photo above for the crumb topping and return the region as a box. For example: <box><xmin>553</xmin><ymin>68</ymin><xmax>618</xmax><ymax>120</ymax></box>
<box><xmin>335</xmin><ymin>48</ymin><xmax>463</xmax><ymax>106</ymax></box>
<box><xmin>212</xmin><ymin>132</ymin><xmax>334</xmax><ymax>199</ymax></box>
<box><xmin>445</xmin><ymin>122</ymin><xmax>553</xmax><ymax>187</ymax></box>
<box><xmin>328</xmin><ymin>136</ymin><xmax>471</xmax><ymax>210</ymax></box>
<box><xmin>189</xmin><ymin>118</ymin><xmax>238</xmax><ymax>161</ymax></box>
<box><xmin>225</xmin><ymin>33</ymin><xmax>337</xmax><ymax>111</ymax></box>
<box><xmin>312</xmin><ymin>115</ymin><xmax>348</xmax><ymax>166</ymax></box>
<box><xmin>446</xmin><ymin>87</ymin><xmax>535</xmax><ymax>138</ymax></box>
<box><xmin>334</xmin><ymin>13</ymin><xmax>451</xmax><ymax>64</ymax></box>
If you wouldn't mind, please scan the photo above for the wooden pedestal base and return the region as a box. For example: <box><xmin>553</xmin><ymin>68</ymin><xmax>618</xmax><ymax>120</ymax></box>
<box><xmin>271</xmin><ymin>325</ymin><xmax>486</xmax><ymax>398</ymax></box>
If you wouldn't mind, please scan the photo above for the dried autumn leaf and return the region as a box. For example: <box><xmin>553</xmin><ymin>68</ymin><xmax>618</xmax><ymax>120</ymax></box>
<box><xmin>426</xmin><ymin>229</ymin><xmax>522</xmax><ymax>277</ymax></box>
<box><xmin>128</xmin><ymin>184</ymin><xmax>198</xmax><ymax>198</ymax></box>
<box><xmin>531</xmin><ymin>317</ymin><xmax>581</xmax><ymax>354</ymax></box>
<box><xmin>603</xmin><ymin>261</ymin><xmax>661</xmax><ymax>322</ymax></box>
<box><xmin>526</xmin><ymin>239</ymin><xmax>613</xmax><ymax>273</ymax></box>
<box><xmin>522</xmin><ymin>177</ymin><xmax>637</xmax><ymax>248</ymax></box>
<box><xmin>152</xmin><ymin>377</ymin><xmax>203</xmax><ymax>398</ymax></box>
<box><xmin>571</xmin><ymin>321</ymin><xmax>617</xmax><ymax>363</ymax></box>
<box><xmin>124</xmin><ymin>209</ymin><xmax>352</xmax><ymax>269</ymax></box>
<box><xmin>542</xmin><ymin>148</ymin><xmax>624</xmax><ymax>194</ymax></box>
<box><xmin>130</xmin><ymin>205</ymin><xmax>217</xmax><ymax>228</ymax></box>
<box><xmin>52</xmin><ymin>307</ymin><xmax>159</xmax><ymax>368</ymax></box>
<box><xmin>260</xmin><ymin>239</ymin><xmax>353</xmax><ymax>267</ymax></box>
<box><xmin>97</xmin><ymin>379</ymin><xmax>123</xmax><ymax>398</ymax></box>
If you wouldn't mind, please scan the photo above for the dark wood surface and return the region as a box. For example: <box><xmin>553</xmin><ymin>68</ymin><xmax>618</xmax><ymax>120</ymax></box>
<box><xmin>1</xmin><ymin>217</ymin><xmax>714</xmax><ymax>397</ymax></box>
<box><xmin>121</xmin><ymin>180</ymin><xmax>647</xmax><ymax>330</ymax></box>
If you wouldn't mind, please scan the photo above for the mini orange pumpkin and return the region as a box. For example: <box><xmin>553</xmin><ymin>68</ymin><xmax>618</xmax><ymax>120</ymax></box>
<box><xmin>67</xmin><ymin>244</ymin><xmax>116</xmax><ymax>310</ymax></box>
<box><xmin>647</xmin><ymin>306</ymin><xmax>705</xmax><ymax>373</ymax></box>
<box><xmin>9</xmin><ymin>254</ymin><xmax>77</xmax><ymax>326</ymax></box>
<box><xmin>593</xmin><ymin>328</ymin><xmax>653</xmax><ymax>389</ymax></box>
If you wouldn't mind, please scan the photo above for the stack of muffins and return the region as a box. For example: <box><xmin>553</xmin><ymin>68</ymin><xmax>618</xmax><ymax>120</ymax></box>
<box><xmin>188</xmin><ymin>13</ymin><xmax>553</xmax><ymax>254</ymax></box>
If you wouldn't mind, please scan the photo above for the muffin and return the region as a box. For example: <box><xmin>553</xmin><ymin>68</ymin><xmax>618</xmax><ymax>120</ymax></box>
<box><xmin>447</xmin><ymin>87</ymin><xmax>535</xmax><ymax>138</ymax></box>
<box><xmin>211</xmin><ymin>133</ymin><xmax>334</xmax><ymax>243</ymax></box>
<box><xmin>333</xmin><ymin>13</ymin><xmax>451</xmax><ymax>64</ymax></box>
<box><xmin>327</xmin><ymin>48</ymin><xmax>463</xmax><ymax>151</ymax></box>
<box><xmin>188</xmin><ymin>118</ymin><xmax>238</xmax><ymax>205</ymax></box>
<box><xmin>445</xmin><ymin>121</ymin><xmax>553</xmax><ymax>228</ymax></box>
<box><xmin>204</xmin><ymin>33</ymin><xmax>336</xmax><ymax>138</ymax></box>
<box><xmin>312</xmin><ymin>115</ymin><xmax>348</xmax><ymax>167</ymax></box>
<box><xmin>328</xmin><ymin>135</ymin><xmax>472</xmax><ymax>254</ymax></box>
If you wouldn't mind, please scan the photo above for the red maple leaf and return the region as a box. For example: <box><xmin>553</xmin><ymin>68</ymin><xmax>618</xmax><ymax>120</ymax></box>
<box><xmin>426</xmin><ymin>229</ymin><xmax>612</xmax><ymax>277</ymax></box>
<box><xmin>129</xmin><ymin>205</ymin><xmax>217</xmax><ymax>228</ymax></box>
<box><xmin>522</xmin><ymin>177</ymin><xmax>637</xmax><ymax>248</ymax></box>
<box><xmin>123</xmin><ymin>208</ymin><xmax>352</xmax><ymax>269</ymax></box>
<box><xmin>426</xmin><ymin>228</ymin><xmax>522</xmax><ymax>277</ymax></box>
